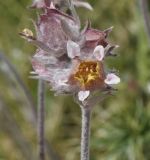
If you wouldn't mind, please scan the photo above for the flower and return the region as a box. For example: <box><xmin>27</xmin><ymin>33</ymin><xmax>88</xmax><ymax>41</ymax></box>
<box><xmin>20</xmin><ymin>0</ymin><xmax>120</xmax><ymax>106</ymax></box>
<box><xmin>66</xmin><ymin>41</ymin><xmax>120</xmax><ymax>102</ymax></box>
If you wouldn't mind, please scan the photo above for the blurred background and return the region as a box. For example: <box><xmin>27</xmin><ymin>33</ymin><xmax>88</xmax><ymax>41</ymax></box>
<box><xmin>0</xmin><ymin>0</ymin><xmax>150</xmax><ymax>160</ymax></box>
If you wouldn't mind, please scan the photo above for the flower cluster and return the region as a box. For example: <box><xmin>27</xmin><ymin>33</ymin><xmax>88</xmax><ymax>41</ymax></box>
<box><xmin>20</xmin><ymin>0</ymin><xmax>120</xmax><ymax>106</ymax></box>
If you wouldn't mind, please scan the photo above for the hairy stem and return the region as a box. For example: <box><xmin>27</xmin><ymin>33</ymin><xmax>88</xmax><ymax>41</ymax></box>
<box><xmin>38</xmin><ymin>80</ymin><xmax>45</xmax><ymax>160</ymax></box>
<box><xmin>80</xmin><ymin>107</ymin><xmax>92</xmax><ymax>160</ymax></box>
<box><xmin>0</xmin><ymin>51</ymin><xmax>61</xmax><ymax>160</ymax></box>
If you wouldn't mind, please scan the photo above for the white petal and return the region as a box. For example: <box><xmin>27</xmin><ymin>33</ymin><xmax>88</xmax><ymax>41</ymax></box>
<box><xmin>78</xmin><ymin>91</ymin><xmax>90</xmax><ymax>102</ymax></box>
<box><xmin>104</xmin><ymin>73</ymin><xmax>120</xmax><ymax>85</ymax></box>
<box><xmin>93</xmin><ymin>45</ymin><xmax>105</xmax><ymax>61</ymax></box>
<box><xmin>67</xmin><ymin>40</ymin><xmax>80</xmax><ymax>59</ymax></box>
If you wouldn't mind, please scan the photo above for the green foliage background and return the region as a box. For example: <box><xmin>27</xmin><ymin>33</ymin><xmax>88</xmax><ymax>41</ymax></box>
<box><xmin>0</xmin><ymin>0</ymin><xmax>150</xmax><ymax>160</ymax></box>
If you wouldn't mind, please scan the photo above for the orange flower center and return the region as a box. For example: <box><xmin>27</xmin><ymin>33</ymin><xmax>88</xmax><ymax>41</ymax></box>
<box><xmin>74</xmin><ymin>61</ymin><xmax>104</xmax><ymax>89</ymax></box>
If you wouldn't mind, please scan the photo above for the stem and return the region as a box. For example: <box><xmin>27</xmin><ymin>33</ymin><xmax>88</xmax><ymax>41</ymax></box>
<box><xmin>0</xmin><ymin>51</ymin><xmax>61</xmax><ymax>160</ymax></box>
<box><xmin>139</xmin><ymin>0</ymin><xmax>150</xmax><ymax>43</ymax></box>
<box><xmin>0</xmin><ymin>51</ymin><xmax>37</xmax><ymax>122</ymax></box>
<box><xmin>38</xmin><ymin>80</ymin><xmax>45</xmax><ymax>160</ymax></box>
<box><xmin>80</xmin><ymin>107</ymin><xmax>92</xmax><ymax>160</ymax></box>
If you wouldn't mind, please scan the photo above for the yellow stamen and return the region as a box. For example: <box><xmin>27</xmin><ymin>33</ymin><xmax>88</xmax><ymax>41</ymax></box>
<box><xmin>74</xmin><ymin>61</ymin><xmax>102</xmax><ymax>88</ymax></box>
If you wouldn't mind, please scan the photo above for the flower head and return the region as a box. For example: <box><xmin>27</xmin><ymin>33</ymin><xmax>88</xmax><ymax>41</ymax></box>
<box><xmin>20</xmin><ymin>0</ymin><xmax>120</xmax><ymax>107</ymax></box>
